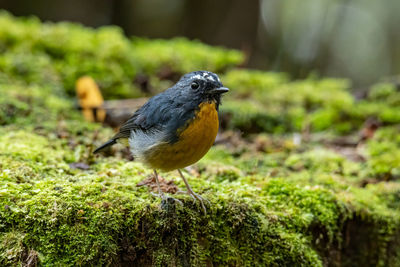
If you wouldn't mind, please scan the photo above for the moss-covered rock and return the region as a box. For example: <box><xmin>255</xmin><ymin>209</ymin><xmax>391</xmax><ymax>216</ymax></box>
<box><xmin>2</xmin><ymin>126</ymin><xmax>400</xmax><ymax>266</ymax></box>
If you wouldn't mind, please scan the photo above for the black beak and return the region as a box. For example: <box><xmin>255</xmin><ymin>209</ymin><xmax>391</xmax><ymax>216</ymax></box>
<box><xmin>209</xmin><ymin>87</ymin><xmax>229</xmax><ymax>94</ymax></box>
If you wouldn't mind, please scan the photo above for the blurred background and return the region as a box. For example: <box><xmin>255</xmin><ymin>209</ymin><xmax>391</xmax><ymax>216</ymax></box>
<box><xmin>1</xmin><ymin>0</ymin><xmax>399</xmax><ymax>88</ymax></box>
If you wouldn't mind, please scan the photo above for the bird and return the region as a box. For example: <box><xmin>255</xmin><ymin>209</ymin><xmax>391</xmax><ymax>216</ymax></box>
<box><xmin>93</xmin><ymin>71</ymin><xmax>229</xmax><ymax>213</ymax></box>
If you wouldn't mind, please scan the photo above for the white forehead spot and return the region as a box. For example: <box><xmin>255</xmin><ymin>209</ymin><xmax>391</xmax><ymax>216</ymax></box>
<box><xmin>206</xmin><ymin>75</ymin><xmax>215</xmax><ymax>82</ymax></box>
<box><xmin>191</xmin><ymin>74</ymin><xmax>203</xmax><ymax>80</ymax></box>
<box><xmin>190</xmin><ymin>72</ymin><xmax>219</xmax><ymax>83</ymax></box>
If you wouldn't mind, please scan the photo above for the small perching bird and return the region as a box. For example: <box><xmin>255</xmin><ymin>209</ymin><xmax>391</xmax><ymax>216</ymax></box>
<box><xmin>94</xmin><ymin>71</ymin><xmax>229</xmax><ymax>213</ymax></box>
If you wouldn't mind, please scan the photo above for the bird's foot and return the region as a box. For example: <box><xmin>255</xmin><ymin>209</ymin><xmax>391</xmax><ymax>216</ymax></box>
<box><xmin>150</xmin><ymin>192</ymin><xmax>183</xmax><ymax>207</ymax></box>
<box><xmin>177</xmin><ymin>169</ymin><xmax>209</xmax><ymax>215</ymax></box>
<box><xmin>151</xmin><ymin>169</ymin><xmax>183</xmax><ymax>210</ymax></box>
<box><xmin>177</xmin><ymin>190</ymin><xmax>209</xmax><ymax>215</ymax></box>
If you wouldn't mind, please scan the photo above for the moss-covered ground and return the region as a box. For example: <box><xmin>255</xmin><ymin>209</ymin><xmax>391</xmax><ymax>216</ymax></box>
<box><xmin>1</xmin><ymin>11</ymin><xmax>400</xmax><ymax>266</ymax></box>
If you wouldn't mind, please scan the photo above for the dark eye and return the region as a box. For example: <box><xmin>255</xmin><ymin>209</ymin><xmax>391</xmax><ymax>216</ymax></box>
<box><xmin>191</xmin><ymin>82</ymin><xmax>199</xmax><ymax>89</ymax></box>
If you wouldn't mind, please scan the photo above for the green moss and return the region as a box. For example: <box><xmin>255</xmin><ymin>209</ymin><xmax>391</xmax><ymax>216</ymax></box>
<box><xmin>0</xmin><ymin>50</ymin><xmax>60</xmax><ymax>87</ymax></box>
<box><xmin>368</xmin><ymin>82</ymin><xmax>400</xmax><ymax>106</ymax></box>
<box><xmin>347</xmin><ymin>101</ymin><xmax>400</xmax><ymax>125</ymax></box>
<box><xmin>284</xmin><ymin>148</ymin><xmax>345</xmax><ymax>173</ymax></box>
<box><xmin>0</xmin><ymin>81</ymin><xmax>73</xmax><ymax>126</ymax></box>
<box><xmin>364</xmin><ymin>126</ymin><xmax>400</xmax><ymax>179</ymax></box>
<box><xmin>221</xmin><ymin>70</ymin><xmax>356</xmax><ymax>133</ymax></box>
<box><xmin>222</xmin><ymin>69</ymin><xmax>289</xmax><ymax>99</ymax></box>
<box><xmin>132</xmin><ymin>37</ymin><xmax>244</xmax><ymax>75</ymax></box>
<box><xmin>0</xmin><ymin>130</ymin><xmax>324</xmax><ymax>266</ymax></box>
<box><xmin>222</xmin><ymin>70</ymin><xmax>400</xmax><ymax>135</ymax></box>
<box><xmin>198</xmin><ymin>162</ymin><xmax>243</xmax><ymax>183</ymax></box>
<box><xmin>220</xmin><ymin>99</ymin><xmax>287</xmax><ymax>133</ymax></box>
<box><xmin>0</xmin><ymin>231</ymin><xmax>25</xmax><ymax>265</ymax></box>
<box><xmin>2</xmin><ymin>118</ymin><xmax>400</xmax><ymax>266</ymax></box>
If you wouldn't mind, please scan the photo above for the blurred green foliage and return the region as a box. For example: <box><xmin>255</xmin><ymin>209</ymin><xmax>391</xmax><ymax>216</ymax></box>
<box><xmin>0</xmin><ymin>11</ymin><xmax>243</xmax><ymax>99</ymax></box>
<box><xmin>1</xmin><ymin>10</ymin><xmax>399</xmax><ymax>135</ymax></box>
<box><xmin>132</xmin><ymin>37</ymin><xmax>244</xmax><ymax>75</ymax></box>
<box><xmin>366</xmin><ymin>127</ymin><xmax>400</xmax><ymax>179</ymax></box>
<box><xmin>222</xmin><ymin>70</ymin><xmax>355</xmax><ymax>133</ymax></box>
<box><xmin>360</xmin><ymin>83</ymin><xmax>400</xmax><ymax>124</ymax></box>
<box><xmin>0</xmin><ymin>82</ymin><xmax>72</xmax><ymax>126</ymax></box>
<box><xmin>222</xmin><ymin>70</ymin><xmax>400</xmax><ymax>134</ymax></box>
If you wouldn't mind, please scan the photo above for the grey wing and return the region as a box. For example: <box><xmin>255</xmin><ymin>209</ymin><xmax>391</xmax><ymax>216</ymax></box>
<box><xmin>94</xmin><ymin>90</ymin><xmax>186</xmax><ymax>154</ymax></box>
<box><xmin>113</xmin><ymin>112</ymin><xmax>142</xmax><ymax>140</ymax></box>
<box><xmin>93</xmin><ymin>96</ymin><xmax>161</xmax><ymax>154</ymax></box>
<box><xmin>92</xmin><ymin>112</ymin><xmax>142</xmax><ymax>153</ymax></box>
<box><xmin>113</xmin><ymin>92</ymin><xmax>173</xmax><ymax>140</ymax></box>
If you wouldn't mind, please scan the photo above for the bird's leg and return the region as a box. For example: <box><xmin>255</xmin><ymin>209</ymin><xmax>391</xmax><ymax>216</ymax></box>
<box><xmin>153</xmin><ymin>169</ymin><xmax>164</xmax><ymax>198</ymax></box>
<box><xmin>178</xmin><ymin>169</ymin><xmax>208</xmax><ymax>214</ymax></box>
<box><xmin>151</xmin><ymin>170</ymin><xmax>183</xmax><ymax>206</ymax></box>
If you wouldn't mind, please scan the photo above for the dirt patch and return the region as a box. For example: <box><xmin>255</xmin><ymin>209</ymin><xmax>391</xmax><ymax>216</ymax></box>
<box><xmin>137</xmin><ymin>175</ymin><xmax>178</xmax><ymax>194</ymax></box>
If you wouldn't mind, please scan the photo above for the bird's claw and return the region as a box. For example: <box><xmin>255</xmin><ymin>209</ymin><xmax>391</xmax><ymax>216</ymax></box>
<box><xmin>176</xmin><ymin>190</ymin><xmax>209</xmax><ymax>214</ymax></box>
<box><xmin>188</xmin><ymin>191</ymin><xmax>208</xmax><ymax>215</ymax></box>
<box><xmin>151</xmin><ymin>192</ymin><xmax>183</xmax><ymax>207</ymax></box>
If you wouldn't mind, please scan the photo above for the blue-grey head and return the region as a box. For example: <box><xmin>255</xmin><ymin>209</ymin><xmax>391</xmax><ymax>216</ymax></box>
<box><xmin>172</xmin><ymin>71</ymin><xmax>229</xmax><ymax>108</ymax></box>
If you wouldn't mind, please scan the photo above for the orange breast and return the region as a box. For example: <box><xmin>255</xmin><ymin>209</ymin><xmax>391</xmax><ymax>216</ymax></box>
<box><xmin>144</xmin><ymin>102</ymin><xmax>219</xmax><ymax>171</ymax></box>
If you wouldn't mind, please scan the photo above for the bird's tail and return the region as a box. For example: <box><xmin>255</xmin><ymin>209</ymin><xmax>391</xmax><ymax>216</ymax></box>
<box><xmin>93</xmin><ymin>139</ymin><xmax>117</xmax><ymax>154</ymax></box>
